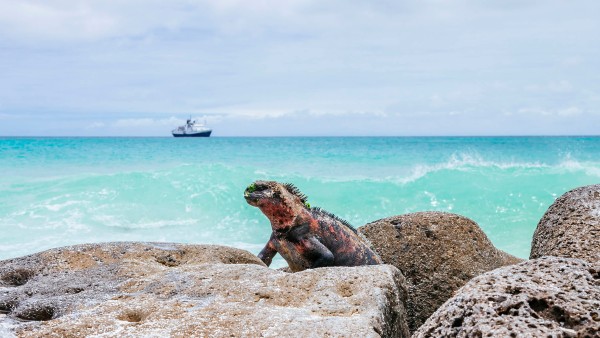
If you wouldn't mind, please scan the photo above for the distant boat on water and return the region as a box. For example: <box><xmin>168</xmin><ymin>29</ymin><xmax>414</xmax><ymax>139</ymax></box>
<box><xmin>172</xmin><ymin>118</ymin><xmax>212</xmax><ymax>137</ymax></box>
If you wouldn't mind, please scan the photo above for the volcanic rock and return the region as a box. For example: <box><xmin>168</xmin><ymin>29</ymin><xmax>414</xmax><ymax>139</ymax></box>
<box><xmin>359</xmin><ymin>211</ymin><xmax>522</xmax><ymax>332</ymax></box>
<box><xmin>530</xmin><ymin>184</ymin><xmax>600</xmax><ymax>263</ymax></box>
<box><xmin>0</xmin><ymin>242</ymin><xmax>410</xmax><ymax>337</ymax></box>
<box><xmin>413</xmin><ymin>256</ymin><xmax>600</xmax><ymax>337</ymax></box>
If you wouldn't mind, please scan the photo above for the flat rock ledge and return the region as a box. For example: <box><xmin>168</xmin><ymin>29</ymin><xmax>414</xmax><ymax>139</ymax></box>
<box><xmin>413</xmin><ymin>256</ymin><xmax>600</xmax><ymax>337</ymax></box>
<box><xmin>531</xmin><ymin>184</ymin><xmax>600</xmax><ymax>263</ymax></box>
<box><xmin>359</xmin><ymin>212</ymin><xmax>522</xmax><ymax>333</ymax></box>
<box><xmin>0</xmin><ymin>242</ymin><xmax>410</xmax><ymax>338</ymax></box>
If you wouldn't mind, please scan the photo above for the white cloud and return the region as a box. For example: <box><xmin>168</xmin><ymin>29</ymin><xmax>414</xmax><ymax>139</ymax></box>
<box><xmin>211</xmin><ymin>109</ymin><xmax>286</xmax><ymax>120</ymax></box>
<box><xmin>0</xmin><ymin>0</ymin><xmax>315</xmax><ymax>42</ymax></box>
<box><xmin>557</xmin><ymin>107</ymin><xmax>582</xmax><ymax>117</ymax></box>
<box><xmin>525</xmin><ymin>81</ymin><xmax>573</xmax><ymax>93</ymax></box>
<box><xmin>430</xmin><ymin>94</ymin><xmax>445</xmax><ymax>108</ymax></box>
<box><xmin>0</xmin><ymin>1</ymin><xmax>118</xmax><ymax>41</ymax></box>
<box><xmin>214</xmin><ymin>107</ymin><xmax>389</xmax><ymax>120</ymax></box>
<box><xmin>516</xmin><ymin>106</ymin><xmax>583</xmax><ymax>117</ymax></box>
<box><xmin>85</xmin><ymin>121</ymin><xmax>106</xmax><ymax>129</ymax></box>
<box><xmin>306</xmin><ymin>109</ymin><xmax>388</xmax><ymax>118</ymax></box>
<box><xmin>519</xmin><ymin>107</ymin><xmax>551</xmax><ymax>116</ymax></box>
<box><xmin>548</xmin><ymin>81</ymin><xmax>573</xmax><ymax>93</ymax></box>
<box><xmin>562</xmin><ymin>56</ymin><xmax>583</xmax><ymax>67</ymax></box>
<box><xmin>113</xmin><ymin>117</ymin><xmax>180</xmax><ymax>128</ymax></box>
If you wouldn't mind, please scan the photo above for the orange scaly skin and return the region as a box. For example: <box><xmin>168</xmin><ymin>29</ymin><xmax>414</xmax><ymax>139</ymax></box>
<box><xmin>244</xmin><ymin>181</ymin><xmax>382</xmax><ymax>272</ymax></box>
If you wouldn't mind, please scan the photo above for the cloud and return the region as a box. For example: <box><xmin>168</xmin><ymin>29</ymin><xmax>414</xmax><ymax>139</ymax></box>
<box><xmin>515</xmin><ymin>106</ymin><xmax>583</xmax><ymax>117</ymax></box>
<box><xmin>0</xmin><ymin>1</ymin><xmax>119</xmax><ymax>41</ymax></box>
<box><xmin>113</xmin><ymin>117</ymin><xmax>180</xmax><ymax>128</ymax></box>
<box><xmin>0</xmin><ymin>0</ymin><xmax>313</xmax><ymax>43</ymax></box>
<box><xmin>1</xmin><ymin>0</ymin><xmax>584</xmax><ymax>44</ymax></box>
<box><xmin>562</xmin><ymin>56</ymin><xmax>583</xmax><ymax>67</ymax></box>
<box><xmin>218</xmin><ymin>109</ymin><xmax>288</xmax><ymax>120</ymax></box>
<box><xmin>0</xmin><ymin>1</ymin><xmax>599</xmax><ymax>136</ymax></box>
<box><xmin>557</xmin><ymin>107</ymin><xmax>582</xmax><ymax>117</ymax></box>
<box><xmin>525</xmin><ymin>81</ymin><xmax>573</xmax><ymax>93</ymax></box>
<box><xmin>85</xmin><ymin>121</ymin><xmax>106</xmax><ymax>129</ymax></box>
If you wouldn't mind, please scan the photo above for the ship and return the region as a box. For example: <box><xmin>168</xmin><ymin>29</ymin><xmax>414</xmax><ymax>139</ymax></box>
<box><xmin>172</xmin><ymin>118</ymin><xmax>212</xmax><ymax>137</ymax></box>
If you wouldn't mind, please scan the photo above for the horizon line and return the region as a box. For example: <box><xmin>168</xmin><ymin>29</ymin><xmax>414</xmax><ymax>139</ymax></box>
<box><xmin>1</xmin><ymin>135</ymin><xmax>600</xmax><ymax>138</ymax></box>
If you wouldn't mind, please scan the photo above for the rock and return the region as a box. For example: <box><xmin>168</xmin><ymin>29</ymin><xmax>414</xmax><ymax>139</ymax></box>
<box><xmin>531</xmin><ymin>184</ymin><xmax>600</xmax><ymax>263</ymax></box>
<box><xmin>413</xmin><ymin>256</ymin><xmax>600</xmax><ymax>337</ymax></box>
<box><xmin>359</xmin><ymin>211</ymin><xmax>522</xmax><ymax>332</ymax></box>
<box><xmin>0</xmin><ymin>242</ymin><xmax>410</xmax><ymax>337</ymax></box>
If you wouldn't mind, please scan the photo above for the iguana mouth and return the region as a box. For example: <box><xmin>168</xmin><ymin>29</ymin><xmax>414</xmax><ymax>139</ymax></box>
<box><xmin>244</xmin><ymin>182</ymin><xmax>270</xmax><ymax>206</ymax></box>
<box><xmin>244</xmin><ymin>191</ymin><xmax>260</xmax><ymax>206</ymax></box>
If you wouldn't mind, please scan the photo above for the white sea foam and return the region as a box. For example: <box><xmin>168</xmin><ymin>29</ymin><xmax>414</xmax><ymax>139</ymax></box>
<box><xmin>556</xmin><ymin>159</ymin><xmax>600</xmax><ymax>177</ymax></box>
<box><xmin>230</xmin><ymin>242</ymin><xmax>265</xmax><ymax>252</ymax></box>
<box><xmin>308</xmin><ymin>152</ymin><xmax>555</xmax><ymax>185</ymax></box>
<box><xmin>443</xmin><ymin>153</ymin><xmax>545</xmax><ymax>170</ymax></box>
<box><xmin>423</xmin><ymin>191</ymin><xmax>439</xmax><ymax>207</ymax></box>
<box><xmin>97</xmin><ymin>216</ymin><xmax>197</xmax><ymax>229</ymax></box>
<box><xmin>391</xmin><ymin>158</ymin><xmax>541</xmax><ymax>185</ymax></box>
<box><xmin>45</xmin><ymin>200</ymin><xmax>82</xmax><ymax>211</ymax></box>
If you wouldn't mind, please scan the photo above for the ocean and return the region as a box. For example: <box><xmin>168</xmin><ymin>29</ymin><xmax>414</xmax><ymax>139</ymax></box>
<box><xmin>1</xmin><ymin>137</ymin><xmax>599</xmax><ymax>268</ymax></box>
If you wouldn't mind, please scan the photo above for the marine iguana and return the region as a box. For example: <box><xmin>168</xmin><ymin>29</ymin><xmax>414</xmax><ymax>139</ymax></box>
<box><xmin>244</xmin><ymin>180</ymin><xmax>382</xmax><ymax>272</ymax></box>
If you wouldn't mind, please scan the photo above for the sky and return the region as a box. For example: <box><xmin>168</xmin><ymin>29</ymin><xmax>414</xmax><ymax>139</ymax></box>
<box><xmin>0</xmin><ymin>0</ymin><xmax>599</xmax><ymax>136</ymax></box>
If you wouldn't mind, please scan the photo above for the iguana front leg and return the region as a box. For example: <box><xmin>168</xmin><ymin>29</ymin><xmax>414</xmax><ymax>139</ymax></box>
<box><xmin>258</xmin><ymin>233</ymin><xmax>277</xmax><ymax>266</ymax></box>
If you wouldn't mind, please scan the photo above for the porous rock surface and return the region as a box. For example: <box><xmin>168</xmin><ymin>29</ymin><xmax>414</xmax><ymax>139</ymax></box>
<box><xmin>531</xmin><ymin>184</ymin><xmax>600</xmax><ymax>263</ymax></box>
<box><xmin>359</xmin><ymin>211</ymin><xmax>522</xmax><ymax>332</ymax></box>
<box><xmin>413</xmin><ymin>256</ymin><xmax>600</xmax><ymax>337</ymax></box>
<box><xmin>0</xmin><ymin>242</ymin><xmax>409</xmax><ymax>337</ymax></box>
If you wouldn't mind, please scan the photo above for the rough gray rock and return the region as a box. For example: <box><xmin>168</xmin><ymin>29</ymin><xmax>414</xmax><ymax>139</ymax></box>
<box><xmin>531</xmin><ymin>184</ymin><xmax>600</xmax><ymax>263</ymax></box>
<box><xmin>0</xmin><ymin>242</ymin><xmax>410</xmax><ymax>337</ymax></box>
<box><xmin>413</xmin><ymin>256</ymin><xmax>600</xmax><ymax>337</ymax></box>
<box><xmin>359</xmin><ymin>212</ymin><xmax>522</xmax><ymax>332</ymax></box>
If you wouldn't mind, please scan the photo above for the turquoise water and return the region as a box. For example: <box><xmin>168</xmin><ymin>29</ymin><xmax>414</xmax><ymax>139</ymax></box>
<box><xmin>1</xmin><ymin>137</ymin><xmax>599</xmax><ymax>267</ymax></box>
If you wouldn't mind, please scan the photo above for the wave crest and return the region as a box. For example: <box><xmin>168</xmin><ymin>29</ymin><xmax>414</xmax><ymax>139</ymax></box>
<box><xmin>397</xmin><ymin>153</ymin><xmax>600</xmax><ymax>184</ymax></box>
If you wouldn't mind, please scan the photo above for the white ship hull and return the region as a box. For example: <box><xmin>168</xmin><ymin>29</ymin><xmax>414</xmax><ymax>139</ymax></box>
<box><xmin>172</xmin><ymin>118</ymin><xmax>212</xmax><ymax>137</ymax></box>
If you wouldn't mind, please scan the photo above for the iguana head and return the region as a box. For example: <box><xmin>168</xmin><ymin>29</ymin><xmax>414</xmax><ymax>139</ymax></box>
<box><xmin>244</xmin><ymin>181</ymin><xmax>308</xmax><ymax>207</ymax></box>
<box><xmin>244</xmin><ymin>180</ymin><xmax>310</xmax><ymax>228</ymax></box>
